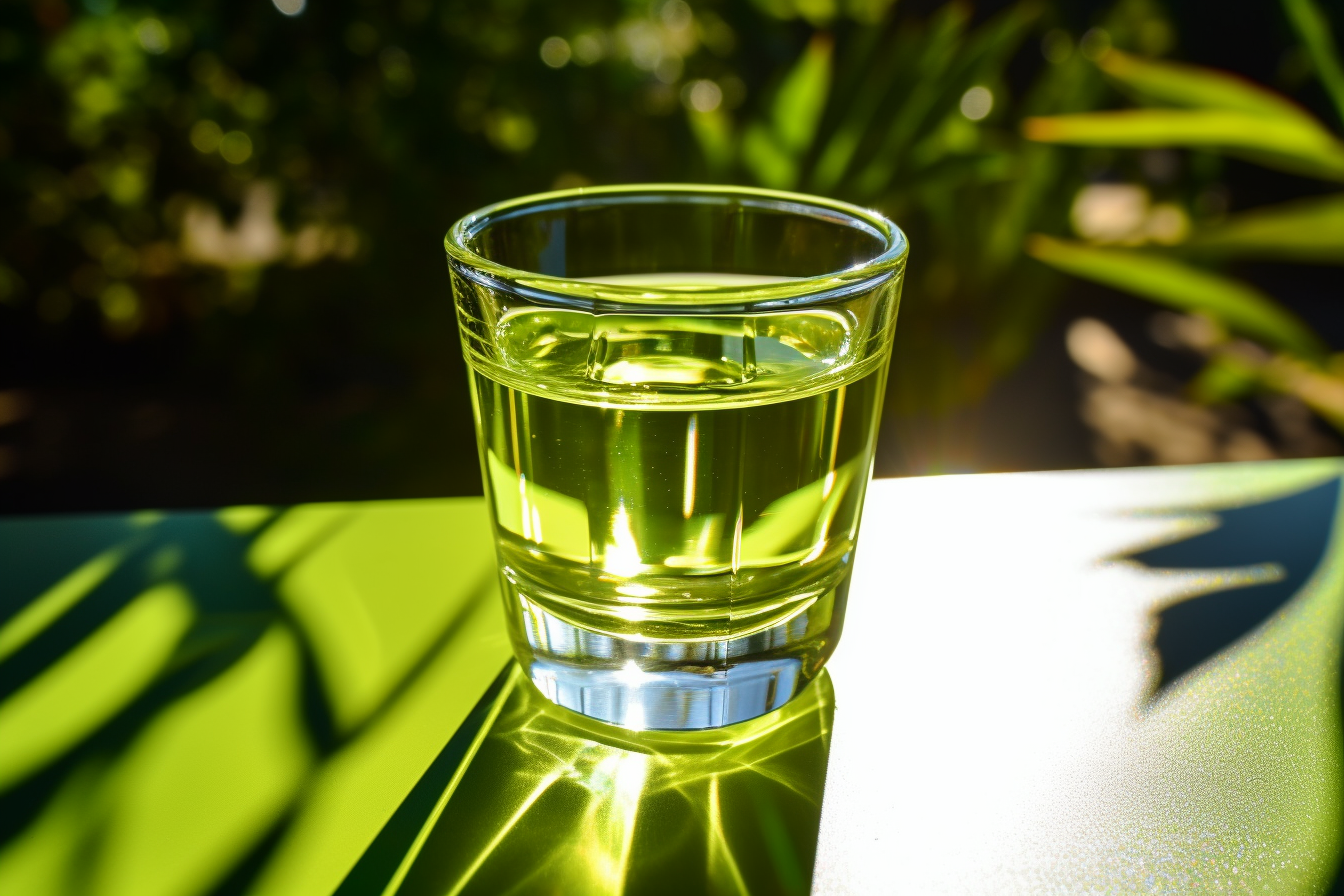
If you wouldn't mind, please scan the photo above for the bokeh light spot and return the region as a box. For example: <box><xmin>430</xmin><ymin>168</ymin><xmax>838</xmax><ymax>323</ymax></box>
<box><xmin>540</xmin><ymin>37</ymin><xmax>571</xmax><ymax>69</ymax></box>
<box><xmin>379</xmin><ymin>47</ymin><xmax>415</xmax><ymax>96</ymax></box>
<box><xmin>272</xmin><ymin>0</ymin><xmax>305</xmax><ymax>16</ymax></box>
<box><xmin>959</xmin><ymin>86</ymin><xmax>993</xmax><ymax>121</ymax></box>
<box><xmin>682</xmin><ymin>79</ymin><xmax>722</xmax><ymax>113</ymax></box>
<box><xmin>485</xmin><ymin>111</ymin><xmax>537</xmax><ymax>153</ymax></box>
<box><xmin>190</xmin><ymin>120</ymin><xmax>222</xmax><ymax>154</ymax></box>
<box><xmin>660</xmin><ymin>0</ymin><xmax>692</xmax><ymax>30</ymax></box>
<box><xmin>1071</xmin><ymin>183</ymin><xmax>1148</xmax><ymax>243</ymax></box>
<box><xmin>1079</xmin><ymin>28</ymin><xmax>1111</xmax><ymax>61</ymax></box>
<box><xmin>105</xmin><ymin>166</ymin><xmax>146</xmax><ymax>206</ymax></box>
<box><xmin>571</xmin><ymin>32</ymin><xmax>605</xmax><ymax>65</ymax></box>
<box><xmin>100</xmin><ymin>283</ymin><xmax>142</xmax><ymax>334</ymax></box>
<box><xmin>136</xmin><ymin>18</ymin><xmax>170</xmax><ymax>54</ymax></box>
<box><xmin>219</xmin><ymin>131</ymin><xmax>253</xmax><ymax>165</ymax></box>
<box><xmin>1066</xmin><ymin>318</ymin><xmax>1136</xmax><ymax>384</ymax></box>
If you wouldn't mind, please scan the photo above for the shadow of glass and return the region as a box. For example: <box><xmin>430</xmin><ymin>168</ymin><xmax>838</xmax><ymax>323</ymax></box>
<box><xmin>390</xmin><ymin>665</ymin><xmax>836</xmax><ymax>896</ymax></box>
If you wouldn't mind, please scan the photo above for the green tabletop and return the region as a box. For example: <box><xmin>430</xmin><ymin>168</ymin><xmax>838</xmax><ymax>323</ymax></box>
<box><xmin>1</xmin><ymin>460</ymin><xmax>1341</xmax><ymax>895</ymax></box>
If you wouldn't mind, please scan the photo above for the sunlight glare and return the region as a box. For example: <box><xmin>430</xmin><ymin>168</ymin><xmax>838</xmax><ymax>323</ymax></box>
<box><xmin>603</xmin><ymin>504</ymin><xmax>644</xmax><ymax>576</ymax></box>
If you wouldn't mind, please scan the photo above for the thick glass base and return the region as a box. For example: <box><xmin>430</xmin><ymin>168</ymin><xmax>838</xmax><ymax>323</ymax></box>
<box><xmin>529</xmin><ymin>656</ymin><xmax>803</xmax><ymax>730</ymax></box>
<box><xmin>505</xmin><ymin>581</ymin><xmax>847</xmax><ymax>730</ymax></box>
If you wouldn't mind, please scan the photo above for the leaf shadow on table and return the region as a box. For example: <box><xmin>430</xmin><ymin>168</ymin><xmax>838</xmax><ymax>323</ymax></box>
<box><xmin>1119</xmin><ymin>475</ymin><xmax>1344</xmax><ymax>894</ymax></box>
<box><xmin>0</xmin><ymin>512</ymin><xmax>310</xmax><ymax>846</ymax></box>
<box><xmin>0</xmin><ymin>500</ymin><xmax>503</xmax><ymax>896</ymax></box>
<box><xmin>1124</xmin><ymin>476</ymin><xmax>1342</xmax><ymax>703</ymax></box>
<box><xmin>345</xmin><ymin>664</ymin><xmax>836</xmax><ymax>896</ymax></box>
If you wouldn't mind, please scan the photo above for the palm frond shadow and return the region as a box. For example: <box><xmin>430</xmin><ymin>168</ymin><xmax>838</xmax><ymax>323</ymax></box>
<box><xmin>1117</xmin><ymin>476</ymin><xmax>1344</xmax><ymax>892</ymax></box>
<box><xmin>0</xmin><ymin>504</ymin><xmax>494</xmax><ymax>896</ymax></box>
<box><xmin>1120</xmin><ymin>476</ymin><xmax>1341</xmax><ymax>701</ymax></box>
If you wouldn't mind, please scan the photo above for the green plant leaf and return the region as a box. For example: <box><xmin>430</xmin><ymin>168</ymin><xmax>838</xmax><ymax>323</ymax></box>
<box><xmin>773</xmin><ymin>33</ymin><xmax>833</xmax><ymax>155</ymax></box>
<box><xmin>686</xmin><ymin>108</ymin><xmax>734</xmax><ymax>176</ymax></box>
<box><xmin>1185</xmin><ymin>192</ymin><xmax>1344</xmax><ymax>263</ymax></box>
<box><xmin>1023</xmin><ymin>109</ymin><xmax>1344</xmax><ymax>180</ymax></box>
<box><xmin>1282</xmin><ymin>0</ymin><xmax>1344</xmax><ymax>126</ymax></box>
<box><xmin>1097</xmin><ymin>49</ymin><xmax>1317</xmax><ymax>124</ymax></box>
<box><xmin>846</xmin><ymin>4</ymin><xmax>970</xmax><ymax>196</ymax></box>
<box><xmin>1025</xmin><ymin>235</ymin><xmax>1328</xmax><ymax>358</ymax></box>
<box><xmin>742</xmin><ymin>122</ymin><xmax>797</xmax><ymax>189</ymax></box>
<box><xmin>742</xmin><ymin>33</ymin><xmax>833</xmax><ymax>189</ymax></box>
<box><xmin>1189</xmin><ymin>352</ymin><xmax>1264</xmax><ymax>405</ymax></box>
<box><xmin>810</xmin><ymin>20</ymin><xmax>916</xmax><ymax>192</ymax></box>
<box><xmin>840</xmin><ymin>0</ymin><xmax>1038</xmax><ymax>198</ymax></box>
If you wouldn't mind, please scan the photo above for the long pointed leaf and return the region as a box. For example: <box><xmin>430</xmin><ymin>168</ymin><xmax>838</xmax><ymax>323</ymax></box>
<box><xmin>810</xmin><ymin>21</ymin><xmax>910</xmax><ymax>192</ymax></box>
<box><xmin>1282</xmin><ymin>0</ymin><xmax>1344</xmax><ymax>126</ymax></box>
<box><xmin>773</xmin><ymin>34</ymin><xmax>833</xmax><ymax>154</ymax></box>
<box><xmin>742</xmin><ymin>122</ymin><xmax>796</xmax><ymax>189</ymax></box>
<box><xmin>848</xmin><ymin>4</ymin><xmax>970</xmax><ymax>196</ymax></box>
<box><xmin>739</xmin><ymin>35</ymin><xmax>833</xmax><ymax>189</ymax></box>
<box><xmin>1098</xmin><ymin>50</ymin><xmax>1316</xmax><ymax>124</ymax></box>
<box><xmin>686</xmin><ymin>108</ymin><xmax>734</xmax><ymax>176</ymax></box>
<box><xmin>1025</xmin><ymin>235</ymin><xmax>1328</xmax><ymax>358</ymax></box>
<box><xmin>849</xmin><ymin>0</ymin><xmax>1037</xmax><ymax>197</ymax></box>
<box><xmin>981</xmin><ymin>18</ymin><xmax>1113</xmax><ymax>272</ymax></box>
<box><xmin>1185</xmin><ymin>192</ymin><xmax>1344</xmax><ymax>263</ymax></box>
<box><xmin>1023</xmin><ymin>109</ymin><xmax>1344</xmax><ymax>180</ymax></box>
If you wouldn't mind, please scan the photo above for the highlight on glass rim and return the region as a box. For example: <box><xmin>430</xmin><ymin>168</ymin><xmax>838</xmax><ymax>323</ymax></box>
<box><xmin>2</xmin><ymin>0</ymin><xmax>1344</xmax><ymax>894</ymax></box>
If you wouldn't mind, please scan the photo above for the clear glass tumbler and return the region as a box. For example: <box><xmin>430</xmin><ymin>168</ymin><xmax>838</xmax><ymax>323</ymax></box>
<box><xmin>445</xmin><ymin>185</ymin><xmax>907</xmax><ymax>730</ymax></box>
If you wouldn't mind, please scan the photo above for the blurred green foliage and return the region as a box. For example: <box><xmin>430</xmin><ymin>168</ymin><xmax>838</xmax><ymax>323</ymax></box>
<box><xmin>1026</xmin><ymin>0</ymin><xmax>1344</xmax><ymax>434</ymax></box>
<box><xmin>0</xmin><ymin>0</ymin><xmax>1335</xmax><ymax>498</ymax></box>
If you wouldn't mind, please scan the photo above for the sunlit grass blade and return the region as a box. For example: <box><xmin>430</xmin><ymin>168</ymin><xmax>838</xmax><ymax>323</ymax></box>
<box><xmin>1263</xmin><ymin>355</ymin><xmax>1344</xmax><ymax>430</ymax></box>
<box><xmin>687</xmin><ymin>108</ymin><xmax>734</xmax><ymax>175</ymax></box>
<box><xmin>742</xmin><ymin>123</ymin><xmax>796</xmax><ymax>189</ymax></box>
<box><xmin>774</xmin><ymin>34</ymin><xmax>832</xmax><ymax>154</ymax></box>
<box><xmin>981</xmin><ymin>28</ymin><xmax>1111</xmax><ymax>272</ymax></box>
<box><xmin>742</xmin><ymin>34</ymin><xmax>833</xmax><ymax>188</ymax></box>
<box><xmin>1189</xmin><ymin>352</ymin><xmax>1262</xmax><ymax>405</ymax></box>
<box><xmin>810</xmin><ymin>22</ymin><xmax>912</xmax><ymax>192</ymax></box>
<box><xmin>1185</xmin><ymin>192</ymin><xmax>1344</xmax><ymax>263</ymax></box>
<box><xmin>1096</xmin><ymin>50</ymin><xmax>1318</xmax><ymax>123</ymax></box>
<box><xmin>848</xmin><ymin>3</ymin><xmax>970</xmax><ymax>196</ymax></box>
<box><xmin>1023</xmin><ymin>109</ymin><xmax>1344</xmax><ymax>180</ymax></box>
<box><xmin>1282</xmin><ymin>0</ymin><xmax>1344</xmax><ymax>126</ymax></box>
<box><xmin>897</xmin><ymin>0</ymin><xmax>1041</xmax><ymax>173</ymax></box>
<box><xmin>1026</xmin><ymin>235</ymin><xmax>1328</xmax><ymax>358</ymax></box>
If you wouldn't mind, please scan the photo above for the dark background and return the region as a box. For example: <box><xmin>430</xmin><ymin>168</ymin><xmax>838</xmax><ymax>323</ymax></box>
<box><xmin>1</xmin><ymin>0</ymin><xmax>1340</xmax><ymax>514</ymax></box>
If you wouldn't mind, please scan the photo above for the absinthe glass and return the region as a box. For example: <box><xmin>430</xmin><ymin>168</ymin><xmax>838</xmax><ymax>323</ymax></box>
<box><xmin>448</xmin><ymin>186</ymin><xmax>906</xmax><ymax>730</ymax></box>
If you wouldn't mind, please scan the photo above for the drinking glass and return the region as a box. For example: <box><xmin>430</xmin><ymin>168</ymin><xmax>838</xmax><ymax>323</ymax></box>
<box><xmin>445</xmin><ymin>184</ymin><xmax>907</xmax><ymax>730</ymax></box>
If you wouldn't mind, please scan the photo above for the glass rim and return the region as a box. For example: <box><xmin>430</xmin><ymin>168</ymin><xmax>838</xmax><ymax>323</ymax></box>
<box><xmin>443</xmin><ymin>183</ymin><xmax>908</xmax><ymax>313</ymax></box>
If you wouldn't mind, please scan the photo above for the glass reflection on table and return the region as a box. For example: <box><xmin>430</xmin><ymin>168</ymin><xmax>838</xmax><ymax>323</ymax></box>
<box><xmin>391</xmin><ymin>665</ymin><xmax>835</xmax><ymax>896</ymax></box>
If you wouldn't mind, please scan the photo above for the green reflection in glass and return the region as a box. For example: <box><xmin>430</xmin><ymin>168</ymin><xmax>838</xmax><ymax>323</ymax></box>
<box><xmin>389</xmin><ymin>667</ymin><xmax>835</xmax><ymax>896</ymax></box>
